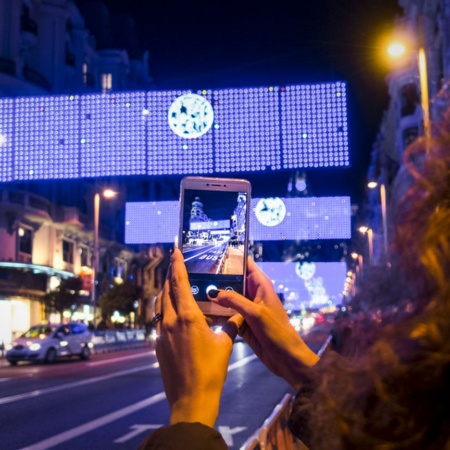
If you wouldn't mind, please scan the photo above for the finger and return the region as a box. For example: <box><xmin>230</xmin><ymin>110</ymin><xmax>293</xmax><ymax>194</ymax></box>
<box><xmin>221</xmin><ymin>314</ymin><xmax>245</xmax><ymax>341</ymax></box>
<box><xmin>161</xmin><ymin>263</ymin><xmax>177</xmax><ymax>324</ymax></box>
<box><xmin>154</xmin><ymin>291</ymin><xmax>163</xmax><ymax>335</ymax></box>
<box><xmin>170</xmin><ymin>247</ymin><xmax>202</xmax><ymax>315</ymax></box>
<box><xmin>246</xmin><ymin>258</ymin><xmax>275</xmax><ymax>298</ymax></box>
<box><xmin>208</xmin><ymin>289</ymin><xmax>259</xmax><ymax>322</ymax></box>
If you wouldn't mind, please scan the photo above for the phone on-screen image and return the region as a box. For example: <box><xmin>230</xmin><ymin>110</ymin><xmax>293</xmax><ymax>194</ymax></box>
<box><xmin>178</xmin><ymin>176</ymin><xmax>251</xmax><ymax>316</ymax></box>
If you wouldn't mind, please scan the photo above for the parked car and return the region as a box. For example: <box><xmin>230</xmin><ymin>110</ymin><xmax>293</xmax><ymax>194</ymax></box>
<box><xmin>6</xmin><ymin>322</ymin><xmax>93</xmax><ymax>365</ymax></box>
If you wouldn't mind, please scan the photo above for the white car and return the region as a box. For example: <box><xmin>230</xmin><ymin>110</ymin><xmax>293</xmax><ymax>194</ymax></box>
<box><xmin>6</xmin><ymin>322</ymin><xmax>93</xmax><ymax>365</ymax></box>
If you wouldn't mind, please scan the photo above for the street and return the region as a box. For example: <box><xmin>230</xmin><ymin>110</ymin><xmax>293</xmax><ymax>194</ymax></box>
<box><xmin>0</xmin><ymin>332</ymin><xmax>328</xmax><ymax>450</ymax></box>
<box><xmin>183</xmin><ymin>243</ymin><xmax>226</xmax><ymax>274</ymax></box>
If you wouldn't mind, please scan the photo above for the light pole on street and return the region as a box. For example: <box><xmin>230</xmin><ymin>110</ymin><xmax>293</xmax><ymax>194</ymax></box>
<box><xmin>91</xmin><ymin>188</ymin><xmax>117</xmax><ymax>326</ymax></box>
<box><xmin>351</xmin><ymin>251</ymin><xmax>363</xmax><ymax>283</ymax></box>
<box><xmin>358</xmin><ymin>226</ymin><xmax>373</xmax><ymax>266</ymax></box>
<box><xmin>368</xmin><ymin>181</ymin><xmax>388</xmax><ymax>260</ymax></box>
<box><xmin>387</xmin><ymin>37</ymin><xmax>431</xmax><ymax>148</ymax></box>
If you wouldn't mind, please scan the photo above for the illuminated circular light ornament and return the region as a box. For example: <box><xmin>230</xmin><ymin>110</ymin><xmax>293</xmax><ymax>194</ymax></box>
<box><xmin>168</xmin><ymin>94</ymin><xmax>214</xmax><ymax>139</ymax></box>
<box><xmin>296</xmin><ymin>262</ymin><xmax>316</xmax><ymax>281</ymax></box>
<box><xmin>254</xmin><ymin>197</ymin><xmax>287</xmax><ymax>226</ymax></box>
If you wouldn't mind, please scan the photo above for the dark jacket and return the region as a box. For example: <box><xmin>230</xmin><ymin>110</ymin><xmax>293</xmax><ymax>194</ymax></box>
<box><xmin>139</xmin><ymin>422</ymin><xmax>228</xmax><ymax>450</ymax></box>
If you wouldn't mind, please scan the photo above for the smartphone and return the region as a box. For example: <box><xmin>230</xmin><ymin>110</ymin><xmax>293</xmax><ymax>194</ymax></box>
<box><xmin>179</xmin><ymin>176</ymin><xmax>251</xmax><ymax>316</ymax></box>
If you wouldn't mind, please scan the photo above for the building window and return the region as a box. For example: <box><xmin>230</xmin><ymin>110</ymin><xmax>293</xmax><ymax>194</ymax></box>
<box><xmin>400</xmin><ymin>83</ymin><xmax>419</xmax><ymax>117</ymax></box>
<box><xmin>79</xmin><ymin>246</ymin><xmax>89</xmax><ymax>267</ymax></box>
<box><xmin>101</xmin><ymin>73</ymin><xmax>112</xmax><ymax>93</ymax></box>
<box><xmin>62</xmin><ymin>240</ymin><xmax>74</xmax><ymax>263</ymax></box>
<box><xmin>18</xmin><ymin>227</ymin><xmax>32</xmax><ymax>254</ymax></box>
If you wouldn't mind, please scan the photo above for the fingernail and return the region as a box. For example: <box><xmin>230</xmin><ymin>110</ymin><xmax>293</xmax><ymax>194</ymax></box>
<box><xmin>208</xmin><ymin>289</ymin><xmax>219</xmax><ymax>298</ymax></box>
<box><xmin>169</xmin><ymin>247</ymin><xmax>174</xmax><ymax>255</ymax></box>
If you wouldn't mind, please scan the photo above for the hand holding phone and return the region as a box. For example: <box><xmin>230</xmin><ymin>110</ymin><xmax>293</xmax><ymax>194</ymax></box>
<box><xmin>179</xmin><ymin>176</ymin><xmax>251</xmax><ymax>316</ymax></box>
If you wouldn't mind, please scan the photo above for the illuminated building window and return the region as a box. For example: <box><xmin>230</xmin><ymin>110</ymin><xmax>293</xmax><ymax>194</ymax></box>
<box><xmin>62</xmin><ymin>239</ymin><xmax>74</xmax><ymax>263</ymax></box>
<box><xmin>83</xmin><ymin>63</ymin><xmax>88</xmax><ymax>85</ymax></box>
<box><xmin>102</xmin><ymin>73</ymin><xmax>112</xmax><ymax>93</ymax></box>
<box><xmin>18</xmin><ymin>227</ymin><xmax>32</xmax><ymax>255</ymax></box>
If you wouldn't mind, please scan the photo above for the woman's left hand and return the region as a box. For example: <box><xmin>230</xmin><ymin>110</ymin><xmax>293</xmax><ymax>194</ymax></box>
<box><xmin>154</xmin><ymin>247</ymin><xmax>241</xmax><ymax>427</ymax></box>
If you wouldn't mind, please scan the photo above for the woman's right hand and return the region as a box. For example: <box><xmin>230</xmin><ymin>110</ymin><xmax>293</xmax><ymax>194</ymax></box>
<box><xmin>208</xmin><ymin>258</ymin><xmax>319</xmax><ymax>391</ymax></box>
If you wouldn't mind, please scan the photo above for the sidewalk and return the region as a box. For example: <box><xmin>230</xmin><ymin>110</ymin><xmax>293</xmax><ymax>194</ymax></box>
<box><xmin>224</xmin><ymin>245</ymin><xmax>245</xmax><ymax>273</ymax></box>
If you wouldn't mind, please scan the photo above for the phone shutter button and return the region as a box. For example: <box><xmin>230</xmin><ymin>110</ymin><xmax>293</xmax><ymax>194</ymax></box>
<box><xmin>206</xmin><ymin>285</ymin><xmax>218</xmax><ymax>295</ymax></box>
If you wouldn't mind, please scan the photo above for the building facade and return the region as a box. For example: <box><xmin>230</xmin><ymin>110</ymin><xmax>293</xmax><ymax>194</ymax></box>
<box><xmin>364</xmin><ymin>0</ymin><xmax>450</xmax><ymax>264</ymax></box>
<box><xmin>0</xmin><ymin>0</ymin><xmax>153</xmax><ymax>98</ymax></box>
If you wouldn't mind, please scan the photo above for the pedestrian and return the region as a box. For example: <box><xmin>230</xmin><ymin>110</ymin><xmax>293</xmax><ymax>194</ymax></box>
<box><xmin>139</xmin><ymin>119</ymin><xmax>450</xmax><ymax>449</ymax></box>
<box><xmin>96</xmin><ymin>313</ymin><xmax>109</xmax><ymax>330</ymax></box>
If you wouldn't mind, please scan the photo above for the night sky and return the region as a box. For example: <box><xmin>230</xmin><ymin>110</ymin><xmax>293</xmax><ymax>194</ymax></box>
<box><xmin>85</xmin><ymin>0</ymin><xmax>403</xmax><ymax>203</ymax></box>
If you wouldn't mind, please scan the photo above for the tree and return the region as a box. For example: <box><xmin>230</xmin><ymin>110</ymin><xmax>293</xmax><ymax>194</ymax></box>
<box><xmin>43</xmin><ymin>277</ymin><xmax>84</xmax><ymax>319</ymax></box>
<box><xmin>98</xmin><ymin>280</ymin><xmax>141</xmax><ymax>321</ymax></box>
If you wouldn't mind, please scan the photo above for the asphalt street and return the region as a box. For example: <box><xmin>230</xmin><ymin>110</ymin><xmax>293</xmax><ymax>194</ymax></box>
<box><xmin>0</xmin><ymin>330</ymin><xmax>329</xmax><ymax>450</ymax></box>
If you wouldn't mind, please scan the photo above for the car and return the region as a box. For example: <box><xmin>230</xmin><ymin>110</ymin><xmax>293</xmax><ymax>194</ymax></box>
<box><xmin>6</xmin><ymin>322</ymin><xmax>93</xmax><ymax>365</ymax></box>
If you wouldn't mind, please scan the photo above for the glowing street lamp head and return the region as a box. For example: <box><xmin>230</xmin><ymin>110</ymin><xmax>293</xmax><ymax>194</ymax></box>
<box><xmin>102</xmin><ymin>189</ymin><xmax>117</xmax><ymax>198</ymax></box>
<box><xmin>358</xmin><ymin>226</ymin><xmax>369</xmax><ymax>234</ymax></box>
<box><xmin>387</xmin><ymin>41</ymin><xmax>407</xmax><ymax>59</ymax></box>
<box><xmin>351</xmin><ymin>252</ymin><xmax>359</xmax><ymax>259</ymax></box>
<box><xmin>367</xmin><ymin>181</ymin><xmax>378</xmax><ymax>189</ymax></box>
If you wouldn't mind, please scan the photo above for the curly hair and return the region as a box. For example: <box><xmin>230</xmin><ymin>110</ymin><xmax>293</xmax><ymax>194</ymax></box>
<box><xmin>292</xmin><ymin>123</ymin><xmax>450</xmax><ymax>449</ymax></box>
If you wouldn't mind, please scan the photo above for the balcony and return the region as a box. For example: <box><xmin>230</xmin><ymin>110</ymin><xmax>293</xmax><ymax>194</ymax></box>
<box><xmin>0</xmin><ymin>190</ymin><xmax>53</xmax><ymax>225</ymax></box>
<box><xmin>56</xmin><ymin>207</ymin><xmax>88</xmax><ymax>230</ymax></box>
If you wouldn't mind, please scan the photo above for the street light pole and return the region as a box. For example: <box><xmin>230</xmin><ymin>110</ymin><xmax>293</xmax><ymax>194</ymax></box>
<box><xmin>418</xmin><ymin>47</ymin><xmax>431</xmax><ymax>146</ymax></box>
<box><xmin>91</xmin><ymin>192</ymin><xmax>100</xmax><ymax>326</ymax></box>
<box><xmin>386</xmin><ymin>39</ymin><xmax>431</xmax><ymax>149</ymax></box>
<box><xmin>379</xmin><ymin>183</ymin><xmax>389</xmax><ymax>259</ymax></box>
<box><xmin>368</xmin><ymin>182</ymin><xmax>389</xmax><ymax>260</ymax></box>
<box><xmin>90</xmin><ymin>189</ymin><xmax>117</xmax><ymax>327</ymax></box>
<box><xmin>358</xmin><ymin>226</ymin><xmax>373</xmax><ymax>266</ymax></box>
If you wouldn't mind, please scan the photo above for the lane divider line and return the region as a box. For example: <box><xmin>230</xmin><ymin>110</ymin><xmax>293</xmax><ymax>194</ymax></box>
<box><xmin>0</xmin><ymin>362</ymin><xmax>160</xmax><ymax>406</ymax></box>
<box><xmin>87</xmin><ymin>351</ymin><xmax>155</xmax><ymax>366</ymax></box>
<box><xmin>19</xmin><ymin>354</ymin><xmax>258</xmax><ymax>450</ymax></box>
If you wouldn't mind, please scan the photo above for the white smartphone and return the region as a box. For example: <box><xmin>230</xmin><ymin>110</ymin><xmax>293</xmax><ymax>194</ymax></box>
<box><xmin>179</xmin><ymin>176</ymin><xmax>251</xmax><ymax>316</ymax></box>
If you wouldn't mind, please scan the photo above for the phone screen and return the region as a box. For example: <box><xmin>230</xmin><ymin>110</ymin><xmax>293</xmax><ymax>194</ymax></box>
<box><xmin>180</xmin><ymin>186</ymin><xmax>249</xmax><ymax>303</ymax></box>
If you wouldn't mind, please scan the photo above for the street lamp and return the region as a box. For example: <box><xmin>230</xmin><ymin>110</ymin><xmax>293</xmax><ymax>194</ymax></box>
<box><xmin>351</xmin><ymin>251</ymin><xmax>364</xmax><ymax>282</ymax></box>
<box><xmin>358</xmin><ymin>226</ymin><xmax>373</xmax><ymax>266</ymax></box>
<box><xmin>91</xmin><ymin>189</ymin><xmax>118</xmax><ymax>326</ymax></box>
<box><xmin>387</xmin><ymin>39</ymin><xmax>431</xmax><ymax>147</ymax></box>
<box><xmin>368</xmin><ymin>181</ymin><xmax>388</xmax><ymax>260</ymax></box>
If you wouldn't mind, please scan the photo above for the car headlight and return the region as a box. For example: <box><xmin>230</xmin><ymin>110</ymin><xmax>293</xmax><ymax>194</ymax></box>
<box><xmin>60</xmin><ymin>341</ymin><xmax>68</xmax><ymax>347</ymax></box>
<box><xmin>29</xmin><ymin>343</ymin><xmax>41</xmax><ymax>351</ymax></box>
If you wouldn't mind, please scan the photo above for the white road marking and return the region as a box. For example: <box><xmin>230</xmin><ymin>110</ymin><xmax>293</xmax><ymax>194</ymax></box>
<box><xmin>87</xmin><ymin>350</ymin><xmax>155</xmax><ymax>366</ymax></box>
<box><xmin>219</xmin><ymin>426</ymin><xmax>248</xmax><ymax>447</ymax></box>
<box><xmin>19</xmin><ymin>353</ymin><xmax>258</xmax><ymax>449</ymax></box>
<box><xmin>19</xmin><ymin>393</ymin><xmax>167</xmax><ymax>450</ymax></box>
<box><xmin>0</xmin><ymin>362</ymin><xmax>160</xmax><ymax>406</ymax></box>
